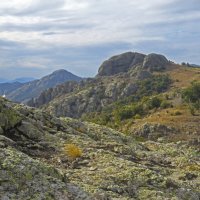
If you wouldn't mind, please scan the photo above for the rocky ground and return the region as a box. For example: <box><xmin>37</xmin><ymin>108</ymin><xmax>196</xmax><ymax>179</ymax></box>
<box><xmin>0</xmin><ymin>97</ymin><xmax>199</xmax><ymax>199</ymax></box>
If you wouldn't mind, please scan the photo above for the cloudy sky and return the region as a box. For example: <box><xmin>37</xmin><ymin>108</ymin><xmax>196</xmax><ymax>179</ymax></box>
<box><xmin>0</xmin><ymin>0</ymin><xmax>199</xmax><ymax>79</ymax></box>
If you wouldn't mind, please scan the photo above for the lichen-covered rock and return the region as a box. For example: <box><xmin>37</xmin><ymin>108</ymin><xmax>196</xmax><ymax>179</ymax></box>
<box><xmin>142</xmin><ymin>53</ymin><xmax>169</xmax><ymax>71</ymax></box>
<box><xmin>0</xmin><ymin>98</ymin><xmax>22</xmax><ymax>130</ymax></box>
<box><xmin>136</xmin><ymin>70</ymin><xmax>152</xmax><ymax>80</ymax></box>
<box><xmin>0</xmin><ymin>96</ymin><xmax>199</xmax><ymax>199</ymax></box>
<box><xmin>0</xmin><ymin>147</ymin><xmax>91</xmax><ymax>200</ymax></box>
<box><xmin>133</xmin><ymin>123</ymin><xmax>177</xmax><ymax>140</ymax></box>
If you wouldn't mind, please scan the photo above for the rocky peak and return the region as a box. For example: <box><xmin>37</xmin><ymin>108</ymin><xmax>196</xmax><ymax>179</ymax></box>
<box><xmin>142</xmin><ymin>53</ymin><xmax>169</xmax><ymax>71</ymax></box>
<box><xmin>97</xmin><ymin>52</ymin><xmax>169</xmax><ymax>76</ymax></box>
<box><xmin>97</xmin><ymin>52</ymin><xmax>145</xmax><ymax>76</ymax></box>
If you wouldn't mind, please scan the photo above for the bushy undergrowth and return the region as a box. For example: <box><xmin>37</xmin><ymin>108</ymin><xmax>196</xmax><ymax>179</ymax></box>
<box><xmin>82</xmin><ymin>75</ymin><xmax>172</xmax><ymax>128</ymax></box>
<box><xmin>182</xmin><ymin>81</ymin><xmax>200</xmax><ymax>115</ymax></box>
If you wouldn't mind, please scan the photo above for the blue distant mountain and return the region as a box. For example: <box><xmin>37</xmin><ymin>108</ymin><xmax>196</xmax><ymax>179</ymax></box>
<box><xmin>0</xmin><ymin>78</ymin><xmax>9</xmax><ymax>83</ymax></box>
<box><xmin>191</xmin><ymin>64</ymin><xmax>200</xmax><ymax>67</ymax></box>
<box><xmin>0</xmin><ymin>77</ymin><xmax>36</xmax><ymax>83</ymax></box>
<box><xmin>3</xmin><ymin>69</ymin><xmax>82</xmax><ymax>103</ymax></box>
<box><xmin>10</xmin><ymin>77</ymin><xmax>36</xmax><ymax>83</ymax></box>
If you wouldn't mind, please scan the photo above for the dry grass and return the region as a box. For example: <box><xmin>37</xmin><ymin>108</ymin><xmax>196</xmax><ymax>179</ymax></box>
<box><xmin>63</xmin><ymin>143</ymin><xmax>82</xmax><ymax>160</ymax></box>
<box><xmin>166</xmin><ymin>64</ymin><xmax>200</xmax><ymax>88</ymax></box>
<box><xmin>132</xmin><ymin>105</ymin><xmax>200</xmax><ymax>141</ymax></box>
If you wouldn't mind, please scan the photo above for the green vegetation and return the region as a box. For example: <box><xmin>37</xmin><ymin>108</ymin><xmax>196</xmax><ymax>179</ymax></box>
<box><xmin>83</xmin><ymin>75</ymin><xmax>172</xmax><ymax>128</ymax></box>
<box><xmin>182</xmin><ymin>81</ymin><xmax>200</xmax><ymax>114</ymax></box>
<box><xmin>138</xmin><ymin>74</ymin><xmax>172</xmax><ymax>95</ymax></box>
<box><xmin>0</xmin><ymin>98</ymin><xmax>22</xmax><ymax>130</ymax></box>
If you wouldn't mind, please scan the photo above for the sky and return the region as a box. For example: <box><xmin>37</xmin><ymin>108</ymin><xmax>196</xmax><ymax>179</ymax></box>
<box><xmin>0</xmin><ymin>0</ymin><xmax>199</xmax><ymax>79</ymax></box>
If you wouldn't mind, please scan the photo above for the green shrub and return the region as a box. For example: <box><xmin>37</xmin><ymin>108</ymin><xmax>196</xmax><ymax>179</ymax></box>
<box><xmin>160</xmin><ymin>100</ymin><xmax>171</xmax><ymax>109</ymax></box>
<box><xmin>182</xmin><ymin>81</ymin><xmax>200</xmax><ymax>113</ymax></box>
<box><xmin>146</xmin><ymin>97</ymin><xmax>162</xmax><ymax>109</ymax></box>
<box><xmin>134</xmin><ymin>114</ymin><xmax>142</xmax><ymax>119</ymax></box>
<box><xmin>189</xmin><ymin>106</ymin><xmax>195</xmax><ymax>116</ymax></box>
<box><xmin>174</xmin><ymin>110</ymin><xmax>182</xmax><ymax>116</ymax></box>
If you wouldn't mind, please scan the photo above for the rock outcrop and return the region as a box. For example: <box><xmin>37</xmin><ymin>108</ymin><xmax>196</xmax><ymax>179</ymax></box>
<box><xmin>98</xmin><ymin>52</ymin><xmax>145</xmax><ymax>76</ymax></box>
<box><xmin>0</xmin><ymin>97</ymin><xmax>92</xmax><ymax>199</ymax></box>
<box><xmin>134</xmin><ymin>123</ymin><xmax>177</xmax><ymax>140</ymax></box>
<box><xmin>27</xmin><ymin>52</ymin><xmax>171</xmax><ymax>118</ymax></box>
<box><xmin>27</xmin><ymin>81</ymin><xmax>79</xmax><ymax>108</ymax></box>
<box><xmin>97</xmin><ymin>52</ymin><xmax>169</xmax><ymax>76</ymax></box>
<box><xmin>142</xmin><ymin>53</ymin><xmax>169</xmax><ymax>71</ymax></box>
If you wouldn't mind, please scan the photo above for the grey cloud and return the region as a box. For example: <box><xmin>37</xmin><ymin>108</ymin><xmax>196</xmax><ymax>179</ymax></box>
<box><xmin>0</xmin><ymin>0</ymin><xmax>66</xmax><ymax>16</ymax></box>
<box><xmin>0</xmin><ymin>39</ymin><xmax>133</xmax><ymax>78</ymax></box>
<box><xmin>0</xmin><ymin>22</ymin><xmax>94</xmax><ymax>33</ymax></box>
<box><xmin>0</xmin><ymin>0</ymin><xmax>199</xmax><ymax>79</ymax></box>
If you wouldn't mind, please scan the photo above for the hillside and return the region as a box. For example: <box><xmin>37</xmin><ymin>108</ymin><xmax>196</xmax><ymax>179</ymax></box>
<box><xmin>26</xmin><ymin>52</ymin><xmax>200</xmax><ymax>143</ymax></box>
<box><xmin>0</xmin><ymin>82</ymin><xmax>24</xmax><ymax>96</ymax></box>
<box><xmin>28</xmin><ymin>52</ymin><xmax>170</xmax><ymax>116</ymax></box>
<box><xmin>1</xmin><ymin>51</ymin><xmax>200</xmax><ymax>199</ymax></box>
<box><xmin>6</xmin><ymin>69</ymin><xmax>82</xmax><ymax>103</ymax></box>
<box><xmin>0</xmin><ymin>78</ymin><xmax>36</xmax><ymax>96</ymax></box>
<box><xmin>0</xmin><ymin>96</ymin><xmax>199</xmax><ymax>199</ymax></box>
<box><xmin>10</xmin><ymin>77</ymin><xmax>36</xmax><ymax>83</ymax></box>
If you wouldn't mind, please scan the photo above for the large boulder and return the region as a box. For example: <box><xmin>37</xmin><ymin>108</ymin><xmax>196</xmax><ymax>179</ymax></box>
<box><xmin>134</xmin><ymin>123</ymin><xmax>176</xmax><ymax>140</ymax></box>
<box><xmin>0</xmin><ymin>147</ymin><xmax>91</xmax><ymax>200</ymax></box>
<box><xmin>142</xmin><ymin>53</ymin><xmax>169</xmax><ymax>71</ymax></box>
<box><xmin>98</xmin><ymin>52</ymin><xmax>145</xmax><ymax>76</ymax></box>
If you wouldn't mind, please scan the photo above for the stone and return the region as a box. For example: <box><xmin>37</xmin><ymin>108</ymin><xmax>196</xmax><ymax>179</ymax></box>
<box><xmin>98</xmin><ymin>52</ymin><xmax>145</xmax><ymax>76</ymax></box>
<box><xmin>134</xmin><ymin>123</ymin><xmax>177</xmax><ymax>140</ymax></box>
<box><xmin>143</xmin><ymin>53</ymin><xmax>169</xmax><ymax>71</ymax></box>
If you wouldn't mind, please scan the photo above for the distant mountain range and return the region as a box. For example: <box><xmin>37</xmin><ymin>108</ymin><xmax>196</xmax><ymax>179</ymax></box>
<box><xmin>191</xmin><ymin>64</ymin><xmax>200</xmax><ymax>67</ymax></box>
<box><xmin>0</xmin><ymin>82</ymin><xmax>25</xmax><ymax>96</ymax></box>
<box><xmin>0</xmin><ymin>69</ymin><xmax>82</xmax><ymax>103</ymax></box>
<box><xmin>0</xmin><ymin>77</ymin><xmax>36</xmax><ymax>83</ymax></box>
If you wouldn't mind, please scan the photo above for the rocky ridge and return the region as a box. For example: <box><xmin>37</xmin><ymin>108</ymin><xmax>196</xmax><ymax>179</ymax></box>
<box><xmin>28</xmin><ymin>52</ymin><xmax>171</xmax><ymax>118</ymax></box>
<box><xmin>98</xmin><ymin>52</ymin><xmax>169</xmax><ymax>76</ymax></box>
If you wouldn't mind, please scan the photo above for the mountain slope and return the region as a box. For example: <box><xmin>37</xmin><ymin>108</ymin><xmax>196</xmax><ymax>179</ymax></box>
<box><xmin>26</xmin><ymin>52</ymin><xmax>200</xmax><ymax>143</ymax></box>
<box><xmin>0</xmin><ymin>97</ymin><xmax>199</xmax><ymax>199</ymax></box>
<box><xmin>7</xmin><ymin>69</ymin><xmax>82</xmax><ymax>103</ymax></box>
<box><xmin>28</xmin><ymin>52</ymin><xmax>171</xmax><ymax>117</ymax></box>
<box><xmin>11</xmin><ymin>77</ymin><xmax>36</xmax><ymax>83</ymax></box>
<box><xmin>0</xmin><ymin>82</ymin><xmax>24</xmax><ymax>96</ymax></box>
